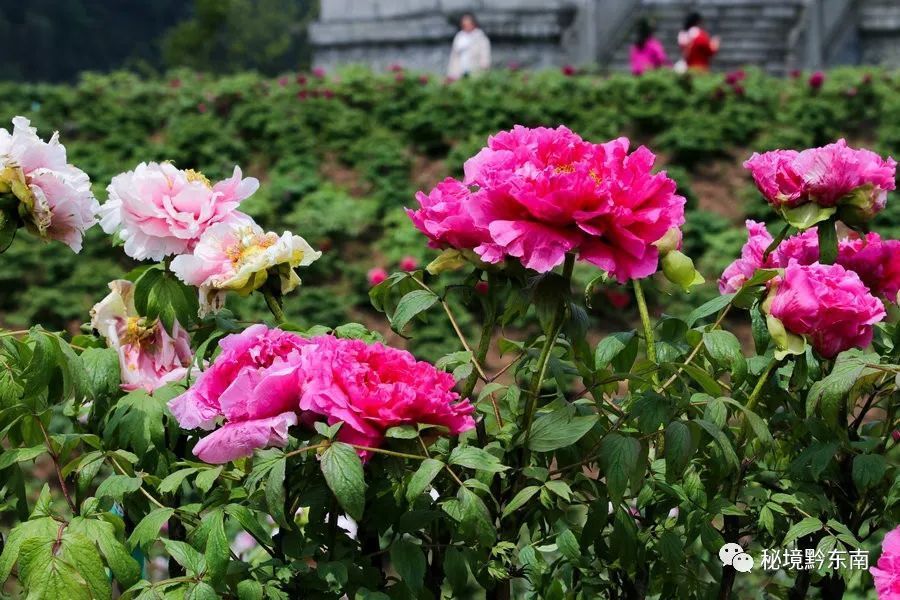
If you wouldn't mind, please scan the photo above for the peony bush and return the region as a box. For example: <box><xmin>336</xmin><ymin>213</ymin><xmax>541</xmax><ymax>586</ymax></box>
<box><xmin>0</xmin><ymin>115</ymin><xmax>898</xmax><ymax>600</ymax></box>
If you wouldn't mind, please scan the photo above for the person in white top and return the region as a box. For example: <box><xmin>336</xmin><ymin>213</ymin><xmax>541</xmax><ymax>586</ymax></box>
<box><xmin>447</xmin><ymin>13</ymin><xmax>491</xmax><ymax>79</ymax></box>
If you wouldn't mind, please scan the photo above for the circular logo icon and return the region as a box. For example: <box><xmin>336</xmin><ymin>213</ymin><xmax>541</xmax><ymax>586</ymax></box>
<box><xmin>732</xmin><ymin>552</ymin><xmax>754</xmax><ymax>573</ymax></box>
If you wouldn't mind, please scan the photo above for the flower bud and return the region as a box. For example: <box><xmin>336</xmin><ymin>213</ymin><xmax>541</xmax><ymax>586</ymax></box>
<box><xmin>653</xmin><ymin>227</ymin><xmax>683</xmax><ymax>256</ymax></box>
<box><xmin>661</xmin><ymin>250</ymin><xmax>704</xmax><ymax>292</ymax></box>
<box><xmin>765</xmin><ymin>313</ymin><xmax>806</xmax><ymax>359</ymax></box>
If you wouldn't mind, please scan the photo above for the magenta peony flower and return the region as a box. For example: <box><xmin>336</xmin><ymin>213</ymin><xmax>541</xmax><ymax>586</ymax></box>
<box><xmin>91</xmin><ymin>280</ymin><xmax>193</xmax><ymax>393</ymax></box>
<box><xmin>407</xmin><ymin>178</ymin><xmax>488</xmax><ymax>250</ymax></box>
<box><xmin>100</xmin><ymin>162</ymin><xmax>258</xmax><ymax>261</ymax></box>
<box><xmin>0</xmin><ymin>116</ymin><xmax>98</xmax><ymax>252</ymax></box>
<box><xmin>836</xmin><ymin>233</ymin><xmax>900</xmax><ymax>304</ymax></box>
<box><xmin>168</xmin><ymin>324</ymin><xmax>311</xmax><ymax>463</ymax></box>
<box><xmin>297</xmin><ymin>336</ymin><xmax>475</xmax><ymax>450</ymax></box>
<box><xmin>367</xmin><ymin>267</ymin><xmax>388</xmax><ymax>286</ymax></box>
<box><xmin>809</xmin><ymin>71</ymin><xmax>825</xmax><ymax>89</ymax></box>
<box><xmin>745</xmin><ymin>141</ymin><xmax>896</xmax><ymax>220</ymax></box>
<box><xmin>170</xmin><ymin>216</ymin><xmax>320</xmax><ymax>315</ymax></box>
<box><xmin>872</xmin><ymin>526</ymin><xmax>900</xmax><ymax>599</ymax></box>
<box><xmin>410</xmin><ymin>128</ymin><xmax>684</xmax><ymax>280</ymax></box>
<box><xmin>399</xmin><ymin>256</ymin><xmax>419</xmax><ymax>271</ymax></box>
<box><xmin>574</xmin><ymin>138</ymin><xmax>686</xmax><ymax>281</ymax></box>
<box><xmin>768</xmin><ymin>261</ymin><xmax>885</xmax><ymax>358</ymax></box>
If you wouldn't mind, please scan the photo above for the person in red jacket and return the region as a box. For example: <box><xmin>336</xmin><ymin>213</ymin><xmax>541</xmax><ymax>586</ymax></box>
<box><xmin>677</xmin><ymin>12</ymin><xmax>720</xmax><ymax>72</ymax></box>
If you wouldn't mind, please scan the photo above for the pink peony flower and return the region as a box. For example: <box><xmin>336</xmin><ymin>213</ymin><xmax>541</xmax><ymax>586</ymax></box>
<box><xmin>412</xmin><ymin>128</ymin><xmax>684</xmax><ymax>280</ymax></box>
<box><xmin>90</xmin><ymin>280</ymin><xmax>193</xmax><ymax>392</ymax></box>
<box><xmin>168</xmin><ymin>324</ymin><xmax>311</xmax><ymax>463</ymax></box>
<box><xmin>809</xmin><ymin>71</ymin><xmax>825</xmax><ymax>89</ymax></box>
<box><xmin>312</xmin><ymin>67</ymin><xmax>326</xmax><ymax>78</ymax></box>
<box><xmin>367</xmin><ymin>267</ymin><xmax>388</xmax><ymax>286</ymax></box>
<box><xmin>718</xmin><ymin>220</ymin><xmax>773</xmax><ymax>293</ymax></box>
<box><xmin>297</xmin><ymin>336</ymin><xmax>475</xmax><ymax>450</ymax></box>
<box><xmin>768</xmin><ymin>261</ymin><xmax>885</xmax><ymax>358</ymax></box>
<box><xmin>407</xmin><ymin>178</ymin><xmax>488</xmax><ymax>250</ymax></box>
<box><xmin>836</xmin><ymin>233</ymin><xmax>900</xmax><ymax>304</ymax></box>
<box><xmin>0</xmin><ymin>116</ymin><xmax>99</xmax><ymax>252</ymax></box>
<box><xmin>170</xmin><ymin>216</ymin><xmax>321</xmax><ymax>315</ymax></box>
<box><xmin>872</xmin><ymin>526</ymin><xmax>900</xmax><ymax>599</ymax></box>
<box><xmin>562</xmin><ymin>65</ymin><xmax>577</xmax><ymax>76</ymax></box>
<box><xmin>399</xmin><ymin>256</ymin><xmax>419</xmax><ymax>271</ymax></box>
<box><xmin>744</xmin><ymin>141</ymin><xmax>896</xmax><ymax>218</ymax></box>
<box><xmin>100</xmin><ymin>162</ymin><xmax>258</xmax><ymax>261</ymax></box>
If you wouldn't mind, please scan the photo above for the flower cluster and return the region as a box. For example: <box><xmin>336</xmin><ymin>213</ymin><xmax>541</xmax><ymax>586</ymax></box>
<box><xmin>0</xmin><ymin>117</ymin><xmax>98</xmax><ymax>252</ymax></box>
<box><xmin>407</xmin><ymin>126</ymin><xmax>685</xmax><ymax>281</ymax></box>
<box><xmin>721</xmin><ymin>220</ymin><xmax>893</xmax><ymax>357</ymax></box>
<box><xmin>744</xmin><ymin>140</ymin><xmax>895</xmax><ymax>226</ymax></box>
<box><xmin>720</xmin><ymin>220</ymin><xmax>900</xmax><ymax>305</ymax></box>
<box><xmin>99</xmin><ymin>162</ymin><xmax>320</xmax><ymax>314</ymax></box>
<box><xmin>872</xmin><ymin>525</ymin><xmax>900</xmax><ymax>600</ymax></box>
<box><xmin>90</xmin><ymin>280</ymin><xmax>193</xmax><ymax>392</ymax></box>
<box><xmin>168</xmin><ymin>325</ymin><xmax>475</xmax><ymax>463</ymax></box>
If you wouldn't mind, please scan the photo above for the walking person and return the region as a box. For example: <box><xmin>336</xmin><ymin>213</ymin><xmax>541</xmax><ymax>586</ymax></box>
<box><xmin>447</xmin><ymin>13</ymin><xmax>491</xmax><ymax>79</ymax></box>
<box><xmin>630</xmin><ymin>17</ymin><xmax>671</xmax><ymax>75</ymax></box>
<box><xmin>676</xmin><ymin>11</ymin><xmax>720</xmax><ymax>72</ymax></box>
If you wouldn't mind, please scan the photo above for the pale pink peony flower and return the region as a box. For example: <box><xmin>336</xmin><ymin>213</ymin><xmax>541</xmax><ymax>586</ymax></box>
<box><xmin>168</xmin><ymin>324</ymin><xmax>311</xmax><ymax>463</ymax></box>
<box><xmin>745</xmin><ymin>141</ymin><xmax>895</xmax><ymax>218</ymax></box>
<box><xmin>407</xmin><ymin>178</ymin><xmax>489</xmax><ymax>250</ymax></box>
<box><xmin>90</xmin><ymin>280</ymin><xmax>193</xmax><ymax>392</ymax></box>
<box><xmin>872</xmin><ymin>526</ymin><xmax>900</xmax><ymax>599</ymax></box>
<box><xmin>297</xmin><ymin>336</ymin><xmax>475</xmax><ymax>451</ymax></box>
<box><xmin>768</xmin><ymin>261</ymin><xmax>885</xmax><ymax>358</ymax></box>
<box><xmin>367</xmin><ymin>267</ymin><xmax>388</xmax><ymax>286</ymax></box>
<box><xmin>170</xmin><ymin>216</ymin><xmax>320</xmax><ymax>315</ymax></box>
<box><xmin>100</xmin><ymin>162</ymin><xmax>258</xmax><ymax>261</ymax></box>
<box><xmin>0</xmin><ymin>116</ymin><xmax>98</xmax><ymax>252</ymax></box>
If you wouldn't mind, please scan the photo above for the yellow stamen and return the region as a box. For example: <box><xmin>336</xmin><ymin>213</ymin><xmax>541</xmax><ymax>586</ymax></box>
<box><xmin>184</xmin><ymin>169</ymin><xmax>212</xmax><ymax>188</ymax></box>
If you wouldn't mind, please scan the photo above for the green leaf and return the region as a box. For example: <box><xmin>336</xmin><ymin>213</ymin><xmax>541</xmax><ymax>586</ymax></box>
<box><xmin>135</xmin><ymin>267</ymin><xmax>197</xmax><ymax>332</ymax></box>
<box><xmin>195</xmin><ymin>466</ymin><xmax>222</xmax><ymax>493</ymax></box>
<box><xmin>599</xmin><ymin>434</ymin><xmax>642</xmax><ymax>502</ymax></box>
<box><xmin>391</xmin><ymin>289</ymin><xmax>438</xmax><ymax>332</ymax></box>
<box><xmin>806</xmin><ymin>350</ymin><xmax>881</xmax><ymax>424</ymax></box>
<box><xmin>161</xmin><ymin>540</ymin><xmax>205</xmax><ymax>576</ymax></box>
<box><xmin>448</xmin><ymin>446</ymin><xmax>508</xmax><ymax>473</ymax></box>
<box><xmin>205</xmin><ymin>511</ymin><xmax>229</xmax><ymax>584</ymax></box>
<box><xmin>19</xmin><ymin>534</ymin><xmax>109</xmax><ymax>600</ymax></box>
<box><xmin>703</xmin><ymin>330</ymin><xmax>747</xmax><ymax>386</ymax></box>
<box><xmin>0</xmin><ymin>203</ymin><xmax>18</xmax><ymax>253</ymax></box>
<box><xmin>443</xmin><ymin>548</ymin><xmax>469</xmax><ymax>593</ymax></box>
<box><xmin>265</xmin><ymin>458</ymin><xmax>287</xmax><ymax>527</ymax></box>
<box><xmin>817</xmin><ymin>218</ymin><xmax>838</xmax><ymax>264</ymax></box>
<box><xmin>686</xmin><ymin>294</ymin><xmax>734</xmax><ymax>327</ymax></box>
<box><xmin>0</xmin><ymin>445</ymin><xmax>46</xmax><ymax>469</ymax></box>
<box><xmin>158</xmin><ymin>468</ymin><xmax>199</xmax><ymax>494</ymax></box>
<box><xmin>664</xmin><ymin>421</ymin><xmax>694</xmax><ymax>477</ymax></box>
<box><xmin>694</xmin><ymin>419</ymin><xmax>739</xmax><ymax>471</ymax></box>
<box><xmin>502</xmin><ymin>486</ymin><xmax>540</xmax><ymax>518</ymax></box>
<box><xmin>594</xmin><ymin>332</ymin><xmax>636</xmax><ymax>371</ymax></box>
<box><xmin>321</xmin><ymin>442</ymin><xmax>366</xmax><ymax>520</ymax></box>
<box><xmin>390</xmin><ymin>540</ymin><xmax>426</xmax><ymax>592</ymax></box>
<box><xmin>95</xmin><ymin>475</ymin><xmax>142</xmax><ymax>501</ymax></box>
<box><xmin>783</xmin><ymin>517</ymin><xmax>824</xmax><ymax>546</ymax></box>
<box><xmin>80</xmin><ymin>347</ymin><xmax>121</xmax><ymax>406</ymax></box>
<box><xmin>544</xmin><ymin>480</ymin><xmax>572</xmax><ymax>502</ymax></box>
<box><xmin>187</xmin><ymin>582</ymin><xmax>219</xmax><ymax>600</ymax></box>
<box><xmin>527</xmin><ymin>410</ymin><xmax>598</xmax><ymax>452</ymax></box>
<box><xmin>128</xmin><ymin>507</ymin><xmax>175</xmax><ymax>551</ymax></box>
<box><xmin>68</xmin><ymin>516</ymin><xmax>140</xmax><ymax>589</ymax></box>
<box><xmin>679</xmin><ymin>363</ymin><xmax>723</xmax><ymax>396</ymax></box>
<box><xmin>556</xmin><ymin>529</ymin><xmax>580</xmax><ymax>562</ymax></box>
<box><xmin>781</xmin><ymin>203</ymin><xmax>836</xmax><ymax>230</ymax></box>
<box><xmin>105</xmin><ymin>387</ymin><xmax>172</xmax><ymax>458</ymax></box>
<box><xmin>852</xmin><ymin>454</ymin><xmax>887</xmax><ymax>492</ymax></box>
<box><xmin>406</xmin><ymin>458</ymin><xmax>444</xmax><ymax>503</ymax></box>
<box><xmin>0</xmin><ymin>516</ymin><xmax>58</xmax><ymax>584</ymax></box>
<box><xmin>225</xmin><ymin>505</ymin><xmax>272</xmax><ymax>544</ymax></box>
<box><xmin>237</xmin><ymin>580</ymin><xmax>264</xmax><ymax>600</ymax></box>
<box><xmin>719</xmin><ymin>398</ymin><xmax>774</xmax><ymax>445</ymax></box>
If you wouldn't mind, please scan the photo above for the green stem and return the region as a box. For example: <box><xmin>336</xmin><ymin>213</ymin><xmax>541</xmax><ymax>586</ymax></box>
<box><xmin>522</xmin><ymin>255</ymin><xmax>575</xmax><ymax>446</ymax></box>
<box><xmin>263</xmin><ymin>289</ymin><xmax>286</xmax><ymax>323</ymax></box>
<box><xmin>632</xmin><ymin>279</ymin><xmax>657</xmax><ymax>366</ymax></box>
<box><xmin>461</xmin><ymin>274</ymin><xmax>496</xmax><ymax>401</ymax></box>
<box><xmin>745</xmin><ymin>359</ymin><xmax>777</xmax><ymax>413</ymax></box>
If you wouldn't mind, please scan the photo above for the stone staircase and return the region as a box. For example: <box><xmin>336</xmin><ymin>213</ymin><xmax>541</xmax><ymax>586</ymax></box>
<box><xmin>607</xmin><ymin>0</ymin><xmax>807</xmax><ymax>75</ymax></box>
